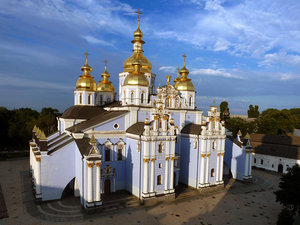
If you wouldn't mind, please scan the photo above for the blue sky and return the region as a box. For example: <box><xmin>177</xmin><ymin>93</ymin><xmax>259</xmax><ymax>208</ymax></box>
<box><xmin>0</xmin><ymin>0</ymin><xmax>300</xmax><ymax>114</ymax></box>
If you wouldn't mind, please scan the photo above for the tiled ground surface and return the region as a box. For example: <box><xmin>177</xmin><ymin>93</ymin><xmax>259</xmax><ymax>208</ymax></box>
<box><xmin>0</xmin><ymin>158</ymin><xmax>282</xmax><ymax>225</ymax></box>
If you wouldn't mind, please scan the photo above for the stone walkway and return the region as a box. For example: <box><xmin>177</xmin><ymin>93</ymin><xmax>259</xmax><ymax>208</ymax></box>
<box><xmin>0</xmin><ymin>158</ymin><xmax>282</xmax><ymax>225</ymax></box>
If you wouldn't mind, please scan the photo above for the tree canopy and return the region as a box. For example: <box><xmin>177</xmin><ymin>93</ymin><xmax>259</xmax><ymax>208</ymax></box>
<box><xmin>275</xmin><ymin>164</ymin><xmax>300</xmax><ymax>224</ymax></box>
<box><xmin>220</xmin><ymin>101</ymin><xmax>230</xmax><ymax>121</ymax></box>
<box><xmin>248</xmin><ymin>104</ymin><xmax>259</xmax><ymax>118</ymax></box>
<box><xmin>0</xmin><ymin>107</ymin><xmax>61</xmax><ymax>151</ymax></box>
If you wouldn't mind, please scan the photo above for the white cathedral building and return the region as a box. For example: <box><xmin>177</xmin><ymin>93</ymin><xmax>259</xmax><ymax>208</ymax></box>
<box><xmin>29</xmin><ymin>14</ymin><xmax>252</xmax><ymax>208</ymax></box>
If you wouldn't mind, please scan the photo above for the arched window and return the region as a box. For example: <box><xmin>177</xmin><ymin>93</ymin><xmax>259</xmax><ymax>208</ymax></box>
<box><xmin>179</xmin><ymin>102</ymin><xmax>182</xmax><ymax>108</ymax></box>
<box><xmin>158</xmin><ymin>142</ymin><xmax>163</xmax><ymax>153</ymax></box>
<box><xmin>105</xmin><ymin>148</ymin><xmax>110</xmax><ymax>161</ymax></box>
<box><xmin>79</xmin><ymin>93</ymin><xmax>82</xmax><ymax>104</ymax></box>
<box><xmin>141</xmin><ymin>93</ymin><xmax>144</xmax><ymax>104</ymax></box>
<box><xmin>189</xmin><ymin>96</ymin><xmax>192</xmax><ymax>106</ymax></box>
<box><xmin>254</xmin><ymin>158</ymin><xmax>256</xmax><ymax>164</ymax></box>
<box><xmin>211</xmin><ymin>169</ymin><xmax>215</xmax><ymax>177</ymax></box>
<box><xmin>88</xmin><ymin>94</ymin><xmax>91</xmax><ymax>104</ymax></box>
<box><xmin>118</xmin><ymin>148</ymin><xmax>122</xmax><ymax>161</ymax></box>
<box><xmin>166</xmin><ymin>98</ymin><xmax>169</xmax><ymax>107</ymax></box>
<box><xmin>100</xmin><ymin>95</ymin><xmax>103</xmax><ymax>105</ymax></box>
<box><xmin>261</xmin><ymin>159</ymin><xmax>263</xmax><ymax>165</ymax></box>
<box><xmin>159</xmin><ymin>119</ymin><xmax>162</xmax><ymax>129</ymax></box>
<box><xmin>157</xmin><ymin>175</ymin><xmax>162</xmax><ymax>185</ymax></box>
<box><xmin>131</xmin><ymin>92</ymin><xmax>134</xmax><ymax>104</ymax></box>
<box><xmin>107</xmin><ymin>97</ymin><xmax>111</xmax><ymax>103</ymax></box>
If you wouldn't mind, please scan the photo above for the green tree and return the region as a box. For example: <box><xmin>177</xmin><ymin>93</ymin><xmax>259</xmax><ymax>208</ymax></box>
<box><xmin>275</xmin><ymin>164</ymin><xmax>300</xmax><ymax>216</ymax></box>
<box><xmin>257</xmin><ymin>109</ymin><xmax>298</xmax><ymax>135</ymax></box>
<box><xmin>36</xmin><ymin>107</ymin><xmax>60</xmax><ymax>135</ymax></box>
<box><xmin>220</xmin><ymin>101</ymin><xmax>230</xmax><ymax>121</ymax></box>
<box><xmin>248</xmin><ymin>104</ymin><xmax>259</xmax><ymax>118</ymax></box>
<box><xmin>277</xmin><ymin>208</ymin><xmax>294</xmax><ymax>225</ymax></box>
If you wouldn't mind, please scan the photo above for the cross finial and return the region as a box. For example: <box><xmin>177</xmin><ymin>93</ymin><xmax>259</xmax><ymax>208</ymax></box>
<box><xmin>84</xmin><ymin>52</ymin><xmax>89</xmax><ymax>64</ymax></box>
<box><xmin>182</xmin><ymin>53</ymin><xmax>187</xmax><ymax>65</ymax></box>
<box><xmin>104</xmin><ymin>58</ymin><xmax>108</xmax><ymax>70</ymax></box>
<box><xmin>135</xmin><ymin>8</ymin><xmax>143</xmax><ymax>24</ymax></box>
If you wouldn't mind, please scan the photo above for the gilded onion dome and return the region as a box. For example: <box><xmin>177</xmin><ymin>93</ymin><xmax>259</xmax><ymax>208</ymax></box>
<box><xmin>123</xmin><ymin>56</ymin><xmax>149</xmax><ymax>86</ymax></box>
<box><xmin>76</xmin><ymin>54</ymin><xmax>97</xmax><ymax>91</ymax></box>
<box><xmin>97</xmin><ymin>60</ymin><xmax>115</xmax><ymax>92</ymax></box>
<box><xmin>123</xmin><ymin>11</ymin><xmax>152</xmax><ymax>73</ymax></box>
<box><xmin>174</xmin><ymin>54</ymin><xmax>195</xmax><ymax>92</ymax></box>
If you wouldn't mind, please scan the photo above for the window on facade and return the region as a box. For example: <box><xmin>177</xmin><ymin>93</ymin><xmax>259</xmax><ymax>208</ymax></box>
<box><xmin>141</xmin><ymin>93</ymin><xmax>144</xmax><ymax>104</ymax></box>
<box><xmin>88</xmin><ymin>94</ymin><xmax>91</xmax><ymax>104</ymax></box>
<box><xmin>166</xmin><ymin>98</ymin><xmax>169</xmax><ymax>107</ymax></box>
<box><xmin>254</xmin><ymin>158</ymin><xmax>256</xmax><ymax>163</ymax></box>
<box><xmin>212</xmin><ymin>141</ymin><xmax>216</xmax><ymax>149</ymax></box>
<box><xmin>189</xmin><ymin>96</ymin><xmax>192</xmax><ymax>106</ymax></box>
<box><xmin>272</xmin><ymin>164</ymin><xmax>274</xmax><ymax>168</ymax></box>
<box><xmin>159</xmin><ymin>163</ymin><xmax>162</xmax><ymax>168</ymax></box>
<box><xmin>131</xmin><ymin>92</ymin><xmax>134</xmax><ymax>104</ymax></box>
<box><xmin>211</xmin><ymin>169</ymin><xmax>215</xmax><ymax>177</ymax></box>
<box><xmin>100</xmin><ymin>95</ymin><xmax>103</xmax><ymax>105</ymax></box>
<box><xmin>261</xmin><ymin>159</ymin><xmax>263</xmax><ymax>165</ymax></box>
<box><xmin>159</xmin><ymin>119</ymin><xmax>162</xmax><ymax>129</ymax></box>
<box><xmin>157</xmin><ymin>175</ymin><xmax>162</xmax><ymax>185</ymax></box>
<box><xmin>105</xmin><ymin>148</ymin><xmax>110</xmax><ymax>161</ymax></box>
<box><xmin>118</xmin><ymin>148</ymin><xmax>122</xmax><ymax>161</ymax></box>
<box><xmin>179</xmin><ymin>102</ymin><xmax>182</xmax><ymax>108</ymax></box>
<box><xmin>158</xmin><ymin>143</ymin><xmax>163</xmax><ymax>153</ymax></box>
<box><xmin>107</xmin><ymin>97</ymin><xmax>111</xmax><ymax>103</ymax></box>
<box><xmin>79</xmin><ymin>94</ymin><xmax>82</xmax><ymax>104</ymax></box>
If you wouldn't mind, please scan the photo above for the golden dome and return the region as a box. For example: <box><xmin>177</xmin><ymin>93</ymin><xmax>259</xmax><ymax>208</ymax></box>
<box><xmin>123</xmin><ymin>51</ymin><xmax>152</xmax><ymax>73</ymax></box>
<box><xmin>124</xmin><ymin>58</ymin><xmax>149</xmax><ymax>86</ymax></box>
<box><xmin>174</xmin><ymin>53</ymin><xmax>195</xmax><ymax>92</ymax></box>
<box><xmin>97</xmin><ymin>60</ymin><xmax>115</xmax><ymax>92</ymax></box>
<box><xmin>76</xmin><ymin>54</ymin><xmax>97</xmax><ymax>91</ymax></box>
<box><xmin>174</xmin><ymin>79</ymin><xmax>195</xmax><ymax>91</ymax></box>
<box><xmin>123</xmin><ymin>11</ymin><xmax>152</xmax><ymax>73</ymax></box>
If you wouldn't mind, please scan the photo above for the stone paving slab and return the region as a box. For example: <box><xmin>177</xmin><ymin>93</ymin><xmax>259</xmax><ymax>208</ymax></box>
<box><xmin>0</xmin><ymin>158</ymin><xmax>282</xmax><ymax>225</ymax></box>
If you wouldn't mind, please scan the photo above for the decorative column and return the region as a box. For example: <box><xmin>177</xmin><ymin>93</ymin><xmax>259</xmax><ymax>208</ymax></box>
<box><xmin>219</xmin><ymin>153</ymin><xmax>224</xmax><ymax>182</ymax></box>
<box><xmin>200</xmin><ymin>154</ymin><xmax>206</xmax><ymax>186</ymax></box>
<box><xmin>150</xmin><ymin>158</ymin><xmax>155</xmax><ymax>193</ymax></box>
<box><xmin>95</xmin><ymin>162</ymin><xmax>101</xmax><ymax>202</ymax></box>
<box><xmin>216</xmin><ymin>152</ymin><xmax>220</xmax><ymax>182</ymax></box>
<box><xmin>205</xmin><ymin>154</ymin><xmax>210</xmax><ymax>185</ymax></box>
<box><xmin>169</xmin><ymin>157</ymin><xmax>174</xmax><ymax>191</ymax></box>
<box><xmin>248</xmin><ymin>151</ymin><xmax>252</xmax><ymax>177</ymax></box>
<box><xmin>87</xmin><ymin>162</ymin><xmax>93</xmax><ymax>203</ymax></box>
<box><xmin>143</xmin><ymin>159</ymin><xmax>149</xmax><ymax>194</ymax></box>
<box><xmin>244</xmin><ymin>151</ymin><xmax>249</xmax><ymax>177</ymax></box>
<box><xmin>35</xmin><ymin>156</ymin><xmax>41</xmax><ymax>198</ymax></box>
<box><xmin>164</xmin><ymin>157</ymin><xmax>169</xmax><ymax>192</ymax></box>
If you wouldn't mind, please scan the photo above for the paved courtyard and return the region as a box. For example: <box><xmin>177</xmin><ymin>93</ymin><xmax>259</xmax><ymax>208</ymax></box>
<box><xmin>0</xmin><ymin>158</ymin><xmax>282</xmax><ymax>225</ymax></box>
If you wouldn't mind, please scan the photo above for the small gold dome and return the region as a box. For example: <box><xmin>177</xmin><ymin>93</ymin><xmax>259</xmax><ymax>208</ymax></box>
<box><xmin>76</xmin><ymin>76</ymin><xmax>97</xmax><ymax>91</ymax></box>
<box><xmin>97</xmin><ymin>61</ymin><xmax>115</xmax><ymax>92</ymax></box>
<box><xmin>174</xmin><ymin>54</ymin><xmax>195</xmax><ymax>92</ymax></box>
<box><xmin>174</xmin><ymin>79</ymin><xmax>195</xmax><ymax>91</ymax></box>
<box><xmin>124</xmin><ymin>58</ymin><xmax>149</xmax><ymax>86</ymax></box>
<box><xmin>76</xmin><ymin>54</ymin><xmax>96</xmax><ymax>91</ymax></box>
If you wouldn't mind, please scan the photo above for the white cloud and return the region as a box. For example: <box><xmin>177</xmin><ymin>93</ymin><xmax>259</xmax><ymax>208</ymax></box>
<box><xmin>82</xmin><ymin>35</ymin><xmax>114</xmax><ymax>46</ymax></box>
<box><xmin>260</xmin><ymin>52</ymin><xmax>300</xmax><ymax>67</ymax></box>
<box><xmin>279</xmin><ymin>73</ymin><xmax>300</xmax><ymax>81</ymax></box>
<box><xmin>190</xmin><ymin>68</ymin><xmax>244</xmax><ymax>79</ymax></box>
<box><xmin>214</xmin><ymin>39</ymin><xmax>231</xmax><ymax>51</ymax></box>
<box><xmin>159</xmin><ymin>66</ymin><xmax>177</xmax><ymax>74</ymax></box>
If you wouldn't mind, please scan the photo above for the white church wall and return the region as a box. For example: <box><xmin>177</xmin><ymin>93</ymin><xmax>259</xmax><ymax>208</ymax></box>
<box><xmin>252</xmin><ymin>153</ymin><xmax>300</xmax><ymax>173</ymax></box>
<box><xmin>41</xmin><ymin>141</ymin><xmax>76</xmax><ymax>201</ymax></box>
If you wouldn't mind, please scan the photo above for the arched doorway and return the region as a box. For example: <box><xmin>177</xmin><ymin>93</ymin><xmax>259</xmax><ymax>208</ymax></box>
<box><xmin>61</xmin><ymin>177</ymin><xmax>75</xmax><ymax>199</ymax></box>
<box><xmin>104</xmin><ymin>179</ymin><xmax>111</xmax><ymax>195</ymax></box>
<box><xmin>278</xmin><ymin>164</ymin><xmax>283</xmax><ymax>173</ymax></box>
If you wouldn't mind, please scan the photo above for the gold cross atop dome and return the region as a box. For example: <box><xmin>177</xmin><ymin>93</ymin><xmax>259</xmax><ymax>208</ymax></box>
<box><xmin>104</xmin><ymin>59</ymin><xmax>108</xmax><ymax>69</ymax></box>
<box><xmin>182</xmin><ymin>53</ymin><xmax>187</xmax><ymax>65</ymax></box>
<box><xmin>135</xmin><ymin>8</ymin><xmax>143</xmax><ymax>22</ymax></box>
<box><xmin>84</xmin><ymin>52</ymin><xmax>89</xmax><ymax>64</ymax></box>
